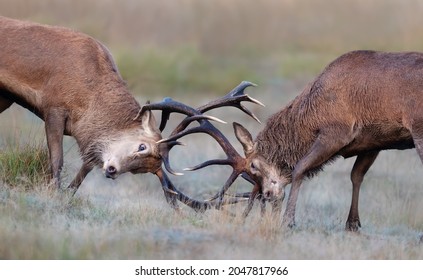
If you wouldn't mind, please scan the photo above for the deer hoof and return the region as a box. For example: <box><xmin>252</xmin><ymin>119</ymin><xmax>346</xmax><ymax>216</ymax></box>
<box><xmin>345</xmin><ymin>219</ymin><xmax>361</xmax><ymax>232</ymax></box>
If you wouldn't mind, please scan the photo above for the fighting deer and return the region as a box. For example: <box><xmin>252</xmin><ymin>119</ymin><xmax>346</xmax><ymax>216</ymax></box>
<box><xmin>153</xmin><ymin>50</ymin><xmax>423</xmax><ymax>231</ymax></box>
<box><xmin>0</xmin><ymin>16</ymin><xmax>165</xmax><ymax>193</ymax></box>
<box><xmin>0</xmin><ymin>16</ymin><xmax>264</xmax><ymax>207</ymax></box>
<box><xmin>140</xmin><ymin>81</ymin><xmax>265</xmax><ymax>210</ymax></box>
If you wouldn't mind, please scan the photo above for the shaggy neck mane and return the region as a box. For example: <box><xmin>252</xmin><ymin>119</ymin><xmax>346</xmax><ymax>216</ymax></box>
<box><xmin>75</xmin><ymin>81</ymin><xmax>143</xmax><ymax>167</ymax></box>
<box><xmin>255</xmin><ymin>80</ymin><xmax>326</xmax><ymax>177</ymax></box>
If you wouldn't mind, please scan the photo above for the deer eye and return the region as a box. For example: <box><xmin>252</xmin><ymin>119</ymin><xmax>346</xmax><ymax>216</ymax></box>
<box><xmin>250</xmin><ymin>162</ymin><xmax>257</xmax><ymax>172</ymax></box>
<box><xmin>138</xmin><ymin>144</ymin><xmax>147</xmax><ymax>152</ymax></box>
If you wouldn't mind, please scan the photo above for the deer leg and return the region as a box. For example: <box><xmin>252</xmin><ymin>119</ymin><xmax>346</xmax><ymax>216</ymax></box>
<box><xmin>346</xmin><ymin>151</ymin><xmax>378</xmax><ymax>231</ymax></box>
<box><xmin>44</xmin><ymin>109</ymin><xmax>66</xmax><ymax>189</ymax></box>
<box><xmin>283</xmin><ymin>130</ymin><xmax>354</xmax><ymax>228</ymax></box>
<box><xmin>67</xmin><ymin>162</ymin><xmax>93</xmax><ymax>195</ymax></box>
<box><xmin>411</xmin><ymin>121</ymin><xmax>423</xmax><ymax>164</ymax></box>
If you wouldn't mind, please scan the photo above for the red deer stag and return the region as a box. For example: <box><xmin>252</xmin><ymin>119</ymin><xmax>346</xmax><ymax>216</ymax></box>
<box><xmin>155</xmin><ymin>50</ymin><xmax>423</xmax><ymax>231</ymax></box>
<box><xmin>0</xmin><ymin>16</ymin><xmax>263</xmax><ymax>206</ymax></box>
<box><xmin>0</xmin><ymin>16</ymin><xmax>168</xmax><ymax>192</ymax></box>
<box><xmin>234</xmin><ymin>50</ymin><xmax>423</xmax><ymax>231</ymax></box>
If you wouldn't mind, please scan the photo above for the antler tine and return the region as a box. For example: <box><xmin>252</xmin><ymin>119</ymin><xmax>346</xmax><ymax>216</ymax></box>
<box><xmin>158</xmin><ymin>115</ymin><xmax>249</xmax><ymax>210</ymax></box>
<box><xmin>205</xmin><ymin>172</ymin><xmax>255</xmax><ymax>198</ymax></box>
<box><xmin>160</xmin><ymin>118</ymin><xmax>244</xmax><ymax>176</ymax></box>
<box><xmin>141</xmin><ymin>97</ymin><xmax>200</xmax><ymax>132</ymax></box>
<box><xmin>158</xmin><ymin>122</ymin><xmax>216</xmax><ymax>144</ymax></box>
<box><xmin>197</xmin><ymin>81</ymin><xmax>264</xmax><ymax>123</ymax></box>
<box><xmin>183</xmin><ymin>159</ymin><xmax>233</xmax><ymax>171</ymax></box>
<box><xmin>156</xmin><ymin>83</ymin><xmax>264</xmax><ymax>207</ymax></box>
<box><xmin>141</xmin><ymin>94</ymin><xmax>244</xmax><ymax>181</ymax></box>
<box><xmin>142</xmin><ymin>97</ymin><xmax>227</xmax><ymax>134</ymax></box>
<box><xmin>204</xmin><ymin>170</ymin><xmax>240</xmax><ymax>204</ymax></box>
<box><xmin>143</xmin><ymin>82</ymin><xmax>263</xmax><ymax>213</ymax></box>
<box><xmin>155</xmin><ymin>169</ymin><xmax>248</xmax><ymax>213</ymax></box>
<box><xmin>158</xmin><ymin>140</ymin><xmax>185</xmax><ymax>176</ymax></box>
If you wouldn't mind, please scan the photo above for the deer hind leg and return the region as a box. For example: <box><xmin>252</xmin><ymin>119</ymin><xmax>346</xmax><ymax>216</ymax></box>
<box><xmin>346</xmin><ymin>151</ymin><xmax>378</xmax><ymax>232</ymax></box>
<box><xmin>411</xmin><ymin>120</ymin><xmax>423</xmax><ymax>164</ymax></box>
<box><xmin>283</xmin><ymin>127</ymin><xmax>355</xmax><ymax>228</ymax></box>
<box><xmin>44</xmin><ymin>109</ymin><xmax>66</xmax><ymax>189</ymax></box>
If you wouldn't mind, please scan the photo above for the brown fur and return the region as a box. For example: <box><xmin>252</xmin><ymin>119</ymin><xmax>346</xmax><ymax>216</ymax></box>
<box><xmin>0</xmin><ymin>16</ymin><xmax>159</xmax><ymax>191</ymax></box>
<box><xmin>235</xmin><ymin>50</ymin><xmax>423</xmax><ymax>230</ymax></box>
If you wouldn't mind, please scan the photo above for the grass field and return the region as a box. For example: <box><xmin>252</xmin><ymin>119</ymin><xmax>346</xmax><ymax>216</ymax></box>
<box><xmin>1</xmin><ymin>82</ymin><xmax>423</xmax><ymax>259</ymax></box>
<box><xmin>1</xmin><ymin>0</ymin><xmax>423</xmax><ymax>260</ymax></box>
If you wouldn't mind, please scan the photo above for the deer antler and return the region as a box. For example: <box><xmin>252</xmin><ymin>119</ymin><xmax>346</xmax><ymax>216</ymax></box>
<box><xmin>142</xmin><ymin>81</ymin><xmax>263</xmax><ymax>211</ymax></box>
<box><xmin>197</xmin><ymin>81</ymin><xmax>264</xmax><ymax>122</ymax></box>
<box><xmin>155</xmin><ymin>168</ymin><xmax>247</xmax><ymax>213</ymax></box>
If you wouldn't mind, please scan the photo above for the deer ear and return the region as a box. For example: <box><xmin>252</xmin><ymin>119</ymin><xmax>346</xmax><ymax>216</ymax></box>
<box><xmin>233</xmin><ymin>122</ymin><xmax>254</xmax><ymax>156</ymax></box>
<box><xmin>140</xmin><ymin>109</ymin><xmax>159</xmax><ymax>137</ymax></box>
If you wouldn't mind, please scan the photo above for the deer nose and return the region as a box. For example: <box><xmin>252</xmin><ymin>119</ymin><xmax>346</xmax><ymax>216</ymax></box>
<box><xmin>264</xmin><ymin>190</ymin><xmax>273</xmax><ymax>200</ymax></box>
<box><xmin>105</xmin><ymin>165</ymin><xmax>117</xmax><ymax>178</ymax></box>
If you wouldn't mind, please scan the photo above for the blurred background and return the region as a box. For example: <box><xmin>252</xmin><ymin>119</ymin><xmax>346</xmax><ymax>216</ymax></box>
<box><xmin>2</xmin><ymin>0</ymin><xmax>423</xmax><ymax>98</ymax></box>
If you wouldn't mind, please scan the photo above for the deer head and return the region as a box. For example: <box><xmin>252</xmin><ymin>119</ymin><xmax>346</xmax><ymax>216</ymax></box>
<box><xmin>232</xmin><ymin>122</ymin><xmax>289</xmax><ymax>201</ymax></box>
<box><xmin>102</xmin><ymin>109</ymin><xmax>163</xmax><ymax>179</ymax></box>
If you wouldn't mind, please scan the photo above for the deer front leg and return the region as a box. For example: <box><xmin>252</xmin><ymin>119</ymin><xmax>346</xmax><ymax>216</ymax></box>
<box><xmin>44</xmin><ymin>109</ymin><xmax>66</xmax><ymax>189</ymax></box>
<box><xmin>283</xmin><ymin>129</ymin><xmax>354</xmax><ymax>228</ymax></box>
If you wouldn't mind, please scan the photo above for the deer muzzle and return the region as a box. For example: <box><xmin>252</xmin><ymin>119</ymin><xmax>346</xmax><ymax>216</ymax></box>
<box><xmin>262</xmin><ymin>180</ymin><xmax>287</xmax><ymax>201</ymax></box>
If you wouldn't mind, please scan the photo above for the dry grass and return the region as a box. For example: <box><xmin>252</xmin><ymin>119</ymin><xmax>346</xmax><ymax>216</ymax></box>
<box><xmin>1</xmin><ymin>81</ymin><xmax>423</xmax><ymax>259</ymax></box>
<box><xmin>1</xmin><ymin>0</ymin><xmax>423</xmax><ymax>260</ymax></box>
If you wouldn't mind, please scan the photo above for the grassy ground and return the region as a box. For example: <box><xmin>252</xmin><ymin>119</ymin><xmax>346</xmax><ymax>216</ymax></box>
<box><xmin>1</xmin><ymin>0</ymin><xmax>423</xmax><ymax>260</ymax></box>
<box><xmin>1</xmin><ymin>81</ymin><xmax>423</xmax><ymax>259</ymax></box>
<box><xmin>1</xmin><ymin>150</ymin><xmax>422</xmax><ymax>259</ymax></box>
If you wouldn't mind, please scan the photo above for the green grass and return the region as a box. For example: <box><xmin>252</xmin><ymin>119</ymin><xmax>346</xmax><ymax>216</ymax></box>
<box><xmin>278</xmin><ymin>52</ymin><xmax>336</xmax><ymax>79</ymax></box>
<box><xmin>115</xmin><ymin>46</ymin><xmax>260</xmax><ymax>97</ymax></box>
<box><xmin>0</xmin><ymin>139</ymin><xmax>50</xmax><ymax>190</ymax></box>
